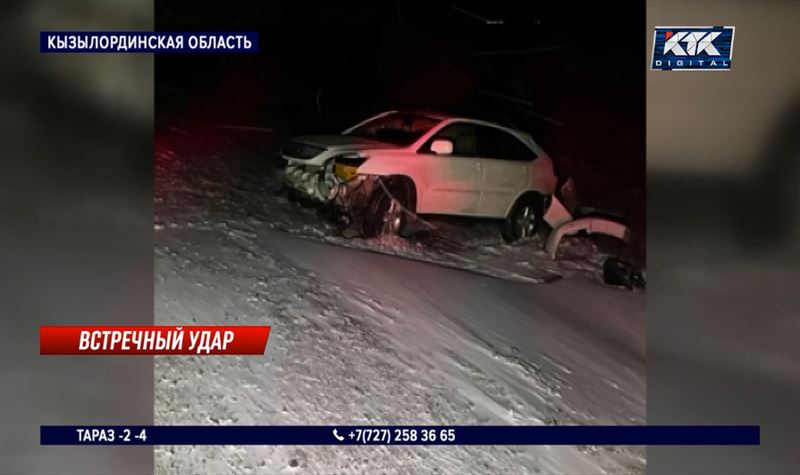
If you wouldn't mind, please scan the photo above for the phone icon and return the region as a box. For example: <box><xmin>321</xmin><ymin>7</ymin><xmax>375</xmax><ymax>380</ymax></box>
<box><xmin>332</xmin><ymin>429</ymin><xmax>345</xmax><ymax>442</ymax></box>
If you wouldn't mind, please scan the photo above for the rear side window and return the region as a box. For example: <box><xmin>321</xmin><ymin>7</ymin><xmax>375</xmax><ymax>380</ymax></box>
<box><xmin>476</xmin><ymin>126</ymin><xmax>537</xmax><ymax>161</ymax></box>
<box><xmin>420</xmin><ymin>124</ymin><xmax>478</xmax><ymax>157</ymax></box>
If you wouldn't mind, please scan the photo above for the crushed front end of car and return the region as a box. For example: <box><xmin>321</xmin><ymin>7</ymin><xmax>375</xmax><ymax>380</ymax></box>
<box><xmin>280</xmin><ymin>134</ymin><xmax>398</xmax><ymax>204</ymax></box>
<box><xmin>328</xmin><ymin>156</ymin><xmax>383</xmax><ymax>231</ymax></box>
<box><xmin>280</xmin><ymin>139</ymin><xmax>339</xmax><ymax>203</ymax></box>
<box><xmin>283</xmin><ymin>160</ymin><xmax>340</xmax><ymax>203</ymax></box>
<box><xmin>281</xmin><ymin>143</ymin><xmax>383</xmax><ymax>233</ymax></box>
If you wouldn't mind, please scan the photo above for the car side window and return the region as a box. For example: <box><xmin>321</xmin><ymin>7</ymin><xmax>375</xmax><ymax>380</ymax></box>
<box><xmin>420</xmin><ymin>124</ymin><xmax>478</xmax><ymax>157</ymax></box>
<box><xmin>477</xmin><ymin>125</ymin><xmax>537</xmax><ymax>161</ymax></box>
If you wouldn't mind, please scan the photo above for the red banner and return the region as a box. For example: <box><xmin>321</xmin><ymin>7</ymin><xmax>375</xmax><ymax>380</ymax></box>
<box><xmin>40</xmin><ymin>326</ymin><xmax>271</xmax><ymax>355</ymax></box>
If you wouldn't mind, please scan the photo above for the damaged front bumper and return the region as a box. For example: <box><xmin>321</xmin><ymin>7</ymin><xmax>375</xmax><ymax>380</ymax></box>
<box><xmin>283</xmin><ymin>158</ymin><xmax>379</xmax><ymax>214</ymax></box>
<box><xmin>283</xmin><ymin>161</ymin><xmax>339</xmax><ymax>202</ymax></box>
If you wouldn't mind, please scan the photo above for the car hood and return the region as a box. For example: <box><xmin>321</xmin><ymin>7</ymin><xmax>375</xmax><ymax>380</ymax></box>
<box><xmin>290</xmin><ymin>135</ymin><xmax>400</xmax><ymax>151</ymax></box>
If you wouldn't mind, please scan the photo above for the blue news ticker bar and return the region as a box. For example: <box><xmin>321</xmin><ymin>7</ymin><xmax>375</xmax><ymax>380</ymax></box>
<box><xmin>41</xmin><ymin>425</ymin><xmax>760</xmax><ymax>446</ymax></box>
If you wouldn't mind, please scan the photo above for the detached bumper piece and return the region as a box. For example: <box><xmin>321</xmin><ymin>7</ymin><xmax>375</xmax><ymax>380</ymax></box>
<box><xmin>545</xmin><ymin>214</ymin><xmax>630</xmax><ymax>259</ymax></box>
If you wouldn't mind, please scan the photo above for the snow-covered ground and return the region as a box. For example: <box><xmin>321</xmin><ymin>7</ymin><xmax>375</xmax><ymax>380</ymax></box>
<box><xmin>153</xmin><ymin>127</ymin><xmax>646</xmax><ymax>474</ymax></box>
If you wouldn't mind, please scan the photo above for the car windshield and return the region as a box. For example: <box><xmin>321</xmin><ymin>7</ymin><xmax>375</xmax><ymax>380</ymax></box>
<box><xmin>345</xmin><ymin>112</ymin><xmax>442</xmax><ymax>146</ymax></box>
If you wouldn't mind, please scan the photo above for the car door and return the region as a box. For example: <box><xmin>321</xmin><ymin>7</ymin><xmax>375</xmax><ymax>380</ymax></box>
<box><xmin>419</xmin><ymin>123</ymin><xmax>482</xmax><ymax>215</ymax></box>
<box><xmin>475</xmin><ymin>125</ymin><xmax>536</xmax><ymax>217</ymax></box>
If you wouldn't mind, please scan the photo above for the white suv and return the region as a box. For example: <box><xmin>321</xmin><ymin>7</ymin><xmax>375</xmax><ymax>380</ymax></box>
<box><xmin>282</xmin><ymin>111</ymin><xmax>557</xmax><ymax>241</ymax></box>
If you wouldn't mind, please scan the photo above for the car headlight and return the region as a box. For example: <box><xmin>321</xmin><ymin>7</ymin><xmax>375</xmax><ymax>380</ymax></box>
<box><xmin>333</xmin><ymin>153</ymin><xmax>368</xmax><ymax>181</ymax></box>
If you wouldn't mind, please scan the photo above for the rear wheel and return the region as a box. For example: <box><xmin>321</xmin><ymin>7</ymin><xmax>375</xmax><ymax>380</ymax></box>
<box><xmin>502</xmin><ymin>194</ymin><xmax>544</xmax><ymax>243</ymax></box>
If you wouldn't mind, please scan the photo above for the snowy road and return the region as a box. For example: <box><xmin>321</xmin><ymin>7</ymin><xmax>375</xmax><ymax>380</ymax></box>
<box><xmin>154</xmin><ymin>128</ymin><xmax>645</xmax><ymax>473</ymax></box>
<box><xmin>155</xmin><ymin>227</ymin><xmax>644</xmax><ymax>474</ymax></box>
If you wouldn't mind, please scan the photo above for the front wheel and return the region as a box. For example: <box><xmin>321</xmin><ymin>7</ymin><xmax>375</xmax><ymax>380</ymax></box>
<box><xmin>363</xmin><ymin>182</ymin><xmax>408</xmax><ymax>238</ymax></box>
<box><xmin>502</xmin><ymin>194</ymin><xmax>544</xmax><ymax>243</ymax></box>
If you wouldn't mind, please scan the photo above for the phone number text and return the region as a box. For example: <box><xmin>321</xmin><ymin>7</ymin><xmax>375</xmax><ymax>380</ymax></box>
<box><xmin>351</xmin><ymin>428</ymin><xmax>456</xmax><ymax>445</ymax></box>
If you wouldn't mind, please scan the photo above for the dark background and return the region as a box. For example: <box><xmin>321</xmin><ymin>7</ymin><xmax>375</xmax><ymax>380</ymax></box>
<box><xmin>155</xmin><ymin>0</ymin><xmax>646</xmax><ymax>260</ymax></box>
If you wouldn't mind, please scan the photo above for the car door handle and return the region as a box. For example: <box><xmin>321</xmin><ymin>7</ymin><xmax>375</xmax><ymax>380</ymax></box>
<box><xmin>474</xmin><ymin>161</ymin><xmax>482</xmax><ymax>170</ymax></box>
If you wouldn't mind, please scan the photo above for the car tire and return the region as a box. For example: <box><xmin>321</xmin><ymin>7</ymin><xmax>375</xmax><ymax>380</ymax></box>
<box><xmin>363</xmin><ymin>181</ymin><xmax>408</xmax><ymax>238</ymax></box>
<box><xmin>502</xmin><ymin>193</ymin><xmax>544</xmax><ymax>243</ymax></box>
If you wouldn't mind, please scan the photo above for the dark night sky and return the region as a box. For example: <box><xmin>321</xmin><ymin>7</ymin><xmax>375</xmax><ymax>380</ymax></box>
<box><xmin>155</xmin><ymin>1</ymin><xmax>645</xmax><ymax>227</ymax></box>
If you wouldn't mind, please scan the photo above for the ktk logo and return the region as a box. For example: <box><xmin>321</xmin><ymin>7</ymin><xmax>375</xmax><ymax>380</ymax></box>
<box><xmin>663</xmin><ymin>31</ymin><xmax>721</xmax><ymax>56</ymax></box>
<box><xmin>652</xmin><ymin>26</ymin><xmax>735</xmax><ymax>71</ymax></box>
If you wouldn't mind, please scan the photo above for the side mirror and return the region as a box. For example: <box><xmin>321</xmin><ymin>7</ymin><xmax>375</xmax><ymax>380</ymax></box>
<box><xmin>430</xmin><ymin>139</ymin><xmax>454</xmax><ymax>156</ymax></box>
